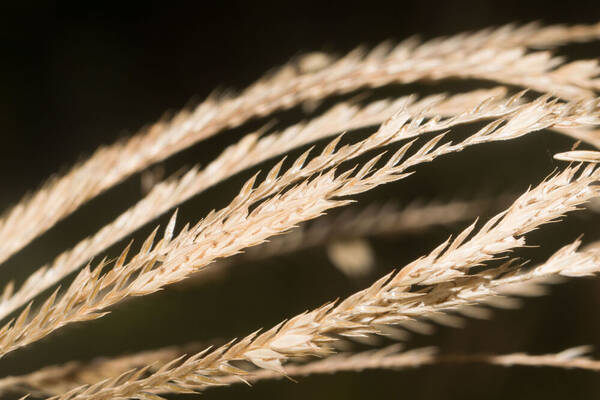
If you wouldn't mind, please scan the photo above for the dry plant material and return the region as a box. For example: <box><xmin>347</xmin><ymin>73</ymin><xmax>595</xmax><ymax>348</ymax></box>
<box><xmin>41</xmin><ymin>236</ymin><xmax>600</xmax><ymax>399</ymax></box>
<box><xmin>554</xmin><ymin>149</ymin><xmax>600</xmax><ymax>162</ymax></box>
<box><xmin>1</xmin><ymin>22</ymin><xmax>600</xmax><ymax>400</ymax></box>
<box><xmin>6</xmin><ymin>344</ymin><xmax>600</xmax><ymax>397</ymax></box>
<box><xmin>32</xmin><ymin>164</ymin><xmax>600</xmax><ymax>399</ymax></box>
<box><xmin>0</xmin><ymin>87</ymin><xmax>513</xmax><ymax>323</ymax></box>
<box><xmin>1</xmin><ymin>94</ymin><xmax>598</xmax><ymax>359</ymax></box>
<box><xmin>188</xmin><ymin>196</ymin><xmax>514</xmax><ymax>283</ymax></box>
<box><xmin>2</xmin><ymin>23</ymin><xmax>600</xmax><ymax>267</ymax></box>
<box><xmin>250</xmin><ymin>196</ymin><xmax>512</xmax><ymax>259</ymax></box>
<box><xmin>2</xmin><ymin>89</ymin><xmax>599</xmax><ymax>325</ymax></box>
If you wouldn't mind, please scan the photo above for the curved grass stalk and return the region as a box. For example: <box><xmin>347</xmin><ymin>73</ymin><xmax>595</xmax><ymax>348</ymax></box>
<box><xmin>1</xmin><ymin>95</ymin><xmax>596</xmax><ymax>359</ymax></box>
<box><xmin>183</xmin><ymin>195</ymin><xmax>513</xmax><ymax>285</ymax></box>
<box><xmin>8</xmin><ymin>344</ymin><xmax>600</xmax><ymax>396</ymax></box>
<box><xmin>0</xmin><ymin>88</ymin><xmax>513</xmax><ymax>323</ymax></box>
<box><xmin>45</xmin><ymin>233</ymin><xmax>600</xmax><ymax>399</ymax></box>
<box><xmin>2</xmin><ymin>23</ymin><xmax>598</xmax><ymax>267</ymax></box>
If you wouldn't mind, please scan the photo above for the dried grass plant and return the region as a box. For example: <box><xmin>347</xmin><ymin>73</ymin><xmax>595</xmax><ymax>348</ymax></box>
<box><xmin>2</xmin><ymin>21</ymin><xmax>600</xmax><ymax>399</ymax></box>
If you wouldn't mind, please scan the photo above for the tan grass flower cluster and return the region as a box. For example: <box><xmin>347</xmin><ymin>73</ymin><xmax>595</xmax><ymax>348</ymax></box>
<box><xmin>2</xmin><ymin>22</ymin><xmax>600</xmax><ymax>399</ymax></box>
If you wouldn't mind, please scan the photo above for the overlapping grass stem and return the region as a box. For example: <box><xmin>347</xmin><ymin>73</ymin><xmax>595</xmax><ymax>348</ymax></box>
<box><xmin>1</xmin><ymin>22</ymin><xmax>600</xmax><ymax>400</ymax></box>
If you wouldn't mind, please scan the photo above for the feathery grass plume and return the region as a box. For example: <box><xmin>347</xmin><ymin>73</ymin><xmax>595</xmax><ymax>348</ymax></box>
<box><xmin>226</xmin><ymin>345</ymin><xmax>600</xmax><ymax>385</ymax></box>
<box><xmin>4</xmin><ymin>21</ymin><xmax>600</xmax><ymax>400</ymax></box>
<box><xmin>4</xmin><ymin>86</ymin><xmax>599</xmax><ymax>326</ymax></box>
<box><xmin>42</xmin><ymin>230</ymin><xmax>600</xmax><ymax>399</ymax></box>
<box><xmin>0</xmin><ymin>343</ymin><xmax>209</xmax><ymax>397</ymax></box>
<box><xmin>6</xmin><ymin>344</ymin><xmax>600</xmax><ymax>397</ymax></box>
<box><xmin>3</xmin><ymin>88</ymin><xmax>599</xmax><ymax>325</ymax></box>
<box><xmin>4</xmin><ymin>239</ymin><xmax>599</xmax><ymax>397</ymax></box>
<box><xmin>16</xmin><ymin>160</ymin><xmax>600</xmax><ymax>394</ymax></box>
<box><xmin>512</xmin><ymin>21</ymin><xmax>600</xmax><ymax>47</ymax></box>
<box><xmin>182</xmin><ymin>195</ymin><xmax>513</xmax><ymax>285</ymax></box>
<box><xmin>0</xmin><ymin>87</ymin><xmax>513</xmax><ymax>324</ymax></box>
<box><xmin>239</xmin><ymin>195</ymin><xmax>515</xmax><ymax>258</ymax></box>
<box><xmin>1</xmin><ymin>93</ymin><xmax>597</xmax><ymax>359</ymax></box>
<box><xmin>175</xmin><ymin>345</ymin><xmax>600</xmax><ymax>385</ymax></box>
<box><xmin>1</xmin><ymin>23</ymin><xmax>599</xmax><ymax>269</ymax></box>
<box><xmin>10</xmin><ymin>342</ymin><xmax>600</xmax><ymax>397</ymax></box>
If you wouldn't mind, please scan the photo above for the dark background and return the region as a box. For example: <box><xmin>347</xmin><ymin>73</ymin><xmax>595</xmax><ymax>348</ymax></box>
<box><xmin>1</xmin><ymin>1</ymin><xmax>600</xmax><ymax>399</ymax></box>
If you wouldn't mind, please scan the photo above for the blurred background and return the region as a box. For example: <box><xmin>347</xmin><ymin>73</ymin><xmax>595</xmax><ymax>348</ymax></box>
<box><xmin>1</xmin><ymin>1</ymin><xmax>600</xmax><ymax>399</ymax></box>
